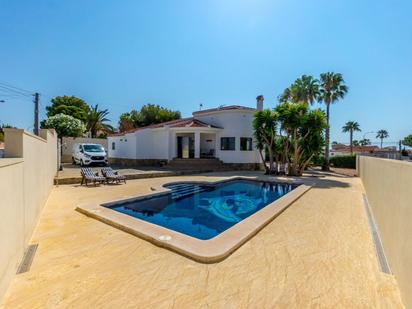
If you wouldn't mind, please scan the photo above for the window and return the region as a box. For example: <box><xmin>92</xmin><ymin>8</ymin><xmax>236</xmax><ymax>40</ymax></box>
<box><xmin>240</xmin><ymin>137</ymin><xmax>253</xmax><ymax>151</ymax></box>
<box><xmin>221</xmin><ymin>137</ymin><xmax>235</xmax><ymax>151</ymax></box>
<box><xmin>111</xmin><ymin>142</ymin><xmax>116</xmax><ymax>150</ymax></box>
<box><xmin>83</xmin><ymin>144</ymin><xmax>105</xmax><ymax>152</ymax></box>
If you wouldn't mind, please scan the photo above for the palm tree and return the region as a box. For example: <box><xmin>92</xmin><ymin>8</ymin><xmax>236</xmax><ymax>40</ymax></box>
<box><xmin>279</xmin><ymin>75</ymin><xmax>320</xmax><ymax>105</ymax></box>
<box><xmin>376</xmin><ymin>129</ymin><xmax>389</xmax><ymax>149</ymax></box>
<box><xmin>86</xmin><ymin>104</ymin><xmax>113</xmax><ymax>138</ymax></box>
<box><xmin>342</xmin><ymin>121</ymin><xmax>361</xmax><ymax>154</ymax></box>
<box><xmin>359</xmin><ymin>138</ymin><xmax>371</xmax><ymax>146</ymax></box>
<box><xmin>319</xmin><ymin>72</ymin><xmax>348</xmax><ymax>170</ymax></box>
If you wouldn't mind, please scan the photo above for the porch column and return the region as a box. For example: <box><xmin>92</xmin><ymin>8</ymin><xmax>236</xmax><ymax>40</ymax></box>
<box><xmin>194</xmin><ymin>132</ymin><xmax>201</xmax><ymax>158</ymax></box>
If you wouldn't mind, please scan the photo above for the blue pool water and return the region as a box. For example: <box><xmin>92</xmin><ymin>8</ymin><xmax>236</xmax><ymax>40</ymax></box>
<box><xmin>107</xmin><ymin>180</ymin><xmax>297</xmax><ymax>240</ymax></box>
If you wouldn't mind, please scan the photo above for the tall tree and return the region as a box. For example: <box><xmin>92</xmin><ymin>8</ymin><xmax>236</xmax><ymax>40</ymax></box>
<box><xmin>42</xmin><ymin>114</ymin><xmax>85</xmax><ymax>139</ymax></box>
<box><xmin>279</xmin><ymin>75</ymin><xmax>320</xmax><ymax>105</ymax></box>
<box><xmin>276</xmin><ymin>103</ymin><xmax>327</xmax><ymax>175</ymax></box>
<box><xmin>342</xmin><ymin>121</ymin><xmax>361</xmax><ymax>154</ymax></box>
<box><xmin>0</xmin><ymin>123</ymin><xmax>14</xmax><ymax>142</ymax></box>
<box><xmin>118</xmin><ymin>104</ymin><xmax>181</xmax><ymax>131</ymax></box>
<box><xmin>46</xmin><ymin>96</ymin><xmax>90</xmax><ymax>123</ymax></box>
<box><xmin>138</xmin><ymin>104</ymin><xmax>181</xmax><ymax>127</ymax></box>
<box><xmin>402</xmin><ymin>134</ymin><xmax>412</xmax><ymax>148</ymax></box>
<box><xmin>252</xmin><ymin>110</ymin><xmax>278</xmax><ymax>174</ymax></box>
<box><xmin>318</xmin><ymin>72</ymin><xmax>348</xmax><ymax>170</ymax></box>
<box><xmin>86</xmin><ymin>104</ymin><xmax>113</xmax><ymax>138</ymax></box>
<box><xmin>359</xmin><ymin>138</ymin><xmax>371</xmax><ymax>146</ymax></box>
<box><xmin>42</xmin><ymin>114</ymin><xmax>86</xmax><ymax>159</ymax></box>
<box><xmin>376</xmin><ymin>129</ymin><xmax>389</xmax><ymax>149</ymax></box>
<box><xmin>118</xmin><ymin>112</ymin><xmax>136</xmax><ymax>132</ymax></box>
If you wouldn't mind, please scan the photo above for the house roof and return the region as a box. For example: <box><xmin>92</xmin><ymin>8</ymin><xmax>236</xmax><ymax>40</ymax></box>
<box><xmin>109</xmin><ymin>118</ymin><xmax>222</xmax><ymax>137</ymax></box>
<box><xmin>168</xmin><ymin>118</ymin><xmax>222</xmax><ymax>129</ymax></box>
<box><xmin>192</xmin><ymin>105</ymin><xmax>256</xmax><ymax>115</ymax></box>
<box><xmin>331</xmin><ymin>145</ymin><xmax>380</xmax><ymax>153</ymax></box>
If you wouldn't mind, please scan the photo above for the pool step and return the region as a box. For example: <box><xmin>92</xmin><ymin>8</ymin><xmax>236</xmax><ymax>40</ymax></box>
<box><xmin>167</xmin><ymin>183</ymin><xmax>211</xmax><ymax>200</ymax></box>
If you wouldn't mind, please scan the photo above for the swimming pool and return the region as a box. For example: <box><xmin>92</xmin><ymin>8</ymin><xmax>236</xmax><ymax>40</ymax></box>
<box><xmin>106</xmin><ymin>180</ymin><xmax>297</xmax><ymax>240</ymax></box>
<box><xmin>77</xmin><ymin>177</ymin><xmax>310</xmax><ymax>262</ymax></box>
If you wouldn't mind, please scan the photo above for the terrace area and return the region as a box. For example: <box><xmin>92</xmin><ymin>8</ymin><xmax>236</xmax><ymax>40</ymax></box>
<box><xmin>0</xmin><ymin>170</ymin><xmax>404</xmax><ymax>308</ymax></box>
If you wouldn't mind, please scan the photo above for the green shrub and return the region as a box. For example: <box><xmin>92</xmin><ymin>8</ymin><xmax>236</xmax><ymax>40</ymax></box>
<box><xmin>401</xmin><ymin>148</ymin><xmax>408</xmax><ymax>156</ymax></box>
<box><xmin>311</xmin><ymin>155</ymin><xmax>325</xmax><ymax>166</ymax></box>
<box><xmin>329</xmin><ymin>155</ymin><xmax>356</xmax><ymax>169</ymax></box>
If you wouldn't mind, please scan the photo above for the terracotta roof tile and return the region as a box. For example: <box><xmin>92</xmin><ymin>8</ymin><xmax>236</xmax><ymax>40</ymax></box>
<box><xmin>109</xmin><ymin>118</ymin><xmax>222</xmax><ymax>136</ymax></box>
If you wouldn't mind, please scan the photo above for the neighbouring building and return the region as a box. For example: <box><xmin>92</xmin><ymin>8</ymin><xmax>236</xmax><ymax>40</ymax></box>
<box><xmin>330</xmin><ymin>144</ymin><xmax>379</xmax><ymax>157</ymax></box>
<box><xmin>108</xmin><ymin>99</ymin><xmax>264</xmax><ymax>169</ymax></box>
<box><xmin>330</xmin><ymin>144</ymin><xmax>401</xmax><ymax>159</ymax></box>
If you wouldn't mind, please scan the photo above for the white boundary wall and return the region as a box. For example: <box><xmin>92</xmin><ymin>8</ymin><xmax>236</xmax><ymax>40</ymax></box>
<box><xmin>357</xmin><ymin>156</ymin><xmax>412</xmax><ymax>307</ymax></box>
<box><xmin>0</xmin><ymin>129</ymin><xmax>57</xmax><ymax>300</ymax></box>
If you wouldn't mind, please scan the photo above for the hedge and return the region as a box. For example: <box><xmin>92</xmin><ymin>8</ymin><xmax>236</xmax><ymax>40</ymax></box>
<box><xmin>329</xmin><ymin>155</ymin><xmax>356</xmax><ymax>169</ymax></box>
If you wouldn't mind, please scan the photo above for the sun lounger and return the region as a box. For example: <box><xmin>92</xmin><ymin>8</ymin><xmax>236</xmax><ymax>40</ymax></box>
<box><xmin>80</xmin><ymin>168</ymin><xmax>106</xmax><ymax>186</ymax></box>
<box><xmin>101</xmin><ymin>167</ymin><xmax>126</xmax><ymax>184</ymax></box>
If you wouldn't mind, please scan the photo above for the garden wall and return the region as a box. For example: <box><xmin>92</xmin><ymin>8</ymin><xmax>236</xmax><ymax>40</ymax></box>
<box><xmin>0</xmin><ymin>129</ymin><xmax>57</xmax><ymax>300</ymax></box>
<box><xmin>357</xmin><ymin>156</ymin><xmax>412</xmax><ymax>308</ymax></box>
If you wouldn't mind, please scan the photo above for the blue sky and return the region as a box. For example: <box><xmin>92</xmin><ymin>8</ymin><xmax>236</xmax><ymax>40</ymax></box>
<box><xmin>1</xmin><ymin>0</ymin><xmax>411</xmax><ymax>146</ymax></box>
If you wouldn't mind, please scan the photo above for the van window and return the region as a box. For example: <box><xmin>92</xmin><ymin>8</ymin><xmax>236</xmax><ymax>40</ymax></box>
<box><xmin>83</xmin><ymin>145</ymin><xmax>104</xmax><ymax>152</ymax></box>
<box><xmin>112</xmin><ymin>142</ymin><xmax>115</xmax><ymax>150</ymax></box>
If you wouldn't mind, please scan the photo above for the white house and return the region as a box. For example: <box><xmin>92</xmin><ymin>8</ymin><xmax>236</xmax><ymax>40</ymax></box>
<box><xmin>108</xmin><ymin>100</ymin><xmax>263</xmax><ymax>168</ymax></box>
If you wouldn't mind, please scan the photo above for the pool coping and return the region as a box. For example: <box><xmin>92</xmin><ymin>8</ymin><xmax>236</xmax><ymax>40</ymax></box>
<box><xmin>76</xmin><ymin>176</ymin><xmax>312</xmax><ymax>263</ymax></box>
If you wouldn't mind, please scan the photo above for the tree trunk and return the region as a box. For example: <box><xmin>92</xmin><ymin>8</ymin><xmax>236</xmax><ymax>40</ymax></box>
<box><xmin>350</xmin><ymin>130</ymin><xmax>353</xmax><ymax>154</ymax></box>
<box><xmin>268</xmin><ymin>147</ymin><xmax>275</xmax><ymax>174</ymax></box>
<box><xmin>322</xmin><ymin>102</ymin><xmax>331</xmax><ymax>171</ymax></box>
<box><xmin>258</xmin><ymin>149</ymin><xmax>269</xmax><ymax>174</ymax></box>
<box><xmin>288</xmin><ymin>129</ymin><xmax>300</xmax><ymax>176</ymax></box>
<box><xmin>380</xmin><ymin>139</ymin><xmax>383</xmax><ymax>149</ymax></box>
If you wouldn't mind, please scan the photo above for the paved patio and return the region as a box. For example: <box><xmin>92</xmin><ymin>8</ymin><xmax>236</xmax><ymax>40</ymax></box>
<box><xmin>1</xmin><ymin>171</ymin><xmax>404</xmax><ymax>308</ymax></box>
<box><xmin>54</xmin><ymin>163</ymin><xmax>213</xmax><ymax>185</ymax></box>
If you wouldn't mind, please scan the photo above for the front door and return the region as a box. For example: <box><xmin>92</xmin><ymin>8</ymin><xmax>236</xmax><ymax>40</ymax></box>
<box><xmin>181</xmin><ymin>136</ymin><xmax>190</xmax><ymax>158</ymax></box>
<box><xmin>177</xmin><ymin>136</ymin><xmax>194</xmax><ymax>158</ymax></box>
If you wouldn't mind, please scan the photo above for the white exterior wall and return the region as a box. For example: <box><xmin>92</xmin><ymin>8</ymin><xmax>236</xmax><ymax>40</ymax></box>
<box><xmin>135</xmin><ymin>129</ymin><xmax>169</xmax><ymax>160</ymax></box>
<box><xmin>109</xmin><ymin>130</ymin><xmax>169</xmax><ymax>160</ymax></box>
<box><xmin>108</xmin><ymin>133</ymin><xmax>137</xmax><ymax>159</ymax></box>
<box><xmin>169</xmin><ymin>131</ymin><xmax>176</xmax><ymax>159</ymax></box>
<box><xmin>194</xmin><ymin>111</ymin><xmax>260</xmax><ymax>163</ymax></box>
<box><xmin>200</xmin><ymin>133</ymin><xmax>216</xmax><ymax>154</ymax></box>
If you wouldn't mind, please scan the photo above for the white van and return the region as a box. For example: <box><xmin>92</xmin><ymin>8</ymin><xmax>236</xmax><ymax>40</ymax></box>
<box><xmin>72</xmin><ymin>143</ymin><xmax>108</xmax><ymax>166</ymax></box>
